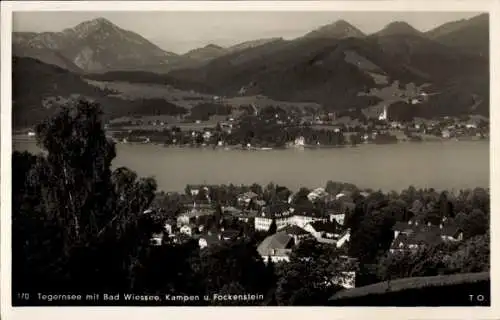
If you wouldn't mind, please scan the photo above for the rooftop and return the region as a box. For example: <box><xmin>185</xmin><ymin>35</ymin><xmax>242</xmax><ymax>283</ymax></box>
<box><xmin>257</xmin><ymin>232</ymin><xmax>294</xmax><ymax>257</ymax></box>
<box><xmin>280</xmin><ymin>224</ymin><xmax>310</xmax><ymax>236</ymax></box>
<box><xmin>309</xmin><ymin>221</ymin><xmax>339</xmax><ymax>234</ymax></box>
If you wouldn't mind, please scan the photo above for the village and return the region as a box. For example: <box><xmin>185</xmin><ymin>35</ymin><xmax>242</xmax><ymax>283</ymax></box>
<box><xmin>144</xmin><ymin>182</ymin><xmax>469</xmax><ymax>290</ymax></box>
<box><xmin>101</xmin><ymin>103</ymin><xmax>489</xmax><ymax>149</ymax></box>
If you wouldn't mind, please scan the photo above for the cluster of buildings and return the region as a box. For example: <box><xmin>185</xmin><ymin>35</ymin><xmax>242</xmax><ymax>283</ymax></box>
<box><xmin>146</xmin><ymin>184</ymin><xmax>468</xmax><ymax>291</ymax></box>
<box><xmin>146</xmin><ymin>186</ymin><xmax>358</xmax><ymax>286</ymax></box>
<box><xmin>390</xmin><ymin>216</ymin><xmax>464</xmax><ymax>253</ymax></box>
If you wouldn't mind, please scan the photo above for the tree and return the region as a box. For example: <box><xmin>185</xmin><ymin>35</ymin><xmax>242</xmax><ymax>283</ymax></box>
<box><xmin>438</xmin><ymin>191</ymin><xmax>454</xmax><ymax>218</ymax></box>
<box><xmin>250</xmin><ymin>183</ymin><xmax>263</xmax><ymax>196</ymax></box>
<box><xmin>268</xmin><ymin>218</ymin><xmax>277</xmax><ymax>235</ymax></box>
<box><xmin>376</xmin><ymin>244</ymin><xmax>450</xmax><ymax>281</ymax></box>
<box><xmin>200</xmin><ymin>240</ymin><xmax>273</xmax><ymax>304</ymax></box>
<box><xmin>215</xmin><ymin>203</ymin><xmax>223</xmax><ymax>226</ymax></box>
<box><xmin>445</xmin><ymin>234</ymin><xmax>489</xmax><ymax>273</ymax></box>
<box><xmin>462</xmin><ymin>209</ymin><xmax>488</xmax><ymax>239</ymax></box>
<box><xmin>454</xmin><ymin>212</ymin><xmax>468</xmax><ymax>229</ymax></box>
<box><xmin>348</xmin><ymin>209</ymin><xmax>395</xmax><ymax>264</ymax></box>
<box><xmin>293</xmin><ymin>187</ymin><xmax>311</xmax><ymax>206</ymax></box>
<box><xmin>34</xmin><ymin>97</ymin><xmax>117</xmax><ymax>248</ymax></box>
<box><xmin>12</xmin><ymin>97</ymin><xmax>158</xmax><ymax>295</ymax></box>
<box><xmin>275</xmin><ymin>239</ymin><xmax>357</xmax><ymax>306</ymax></box>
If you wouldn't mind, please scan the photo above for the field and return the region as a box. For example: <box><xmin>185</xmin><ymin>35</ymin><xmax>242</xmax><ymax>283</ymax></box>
<box><xmin>85</xmin><ymin>79</ymin><xmax>323</xmax><ymax>113</ymax></box>
<box><xmin>359</xmin><ymin>81</ymin><xmax>431</xmax><ymax>118</ymax></box>
<box><xmin>84</xmin><ymin>80</ymin><xmax>214</xmax><ymax>109</ymax></box>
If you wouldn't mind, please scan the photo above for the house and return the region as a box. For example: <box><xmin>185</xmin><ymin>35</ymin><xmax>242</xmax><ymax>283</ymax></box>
<box><xmin>393</xmin><ymin>221</ymin><xmax>418</xmax><ymax>239</ymax></box>
<box><xmin>359</xmin><ymin>191</ymin><xmax>371</xmax><ymax>198</ymax></box>
<box><xmin>291</xmin><ymin>211</ymin><xmax>327</xmax><ymax>228</ymax></box>
<box><xmin>198</xmin><ymin>232</ymin><xmax>222</xmax><ymax>249</ymax></box>
<box><xmin>223</xmin><ymin>206</ymin><xmax>242</xmax><ymax>216</ymax></box>
<box><xmin>336</xmin><ymin>229</ymin><xmax>351</xmax><ymax>249</ymax></box>
<box><xmin>177</xmin><ymin>208</ymin><xmax>215</xmax><ymax>226</ymax></box>
<box><xmin>330</xmin><ymin>212</ymin><xmax>346</xmax><ymax>226</ymax></box>
<box><xmin>185</xmin><ymin>201</ymin><xmax>213</xmax><ymax>211</ymax></box>
<box><xmin>393</xmin><ymin>219</ymin><xmax>463</xmax><ymax>244</ymax></box>
<box><xmin>327</xmin><ymin>201</ymin><xmax>355</xmax><ymax>226</ymax></box>
<box><xmin>389</xmin><ymin>229</ymin><xmax>443</xmax><ymax>253</ymax></box>
<box><xmin>257</xmin><ymin>232</ymin><xmax>295</xmax><ymax>263</ymax></box>
<box><xmin>254</xmin><ymin>203</ymin><xmax>294</xmax><ymax>231</ymax></box>
<box><xmin>230</xmin><ymin>210</ymin><xmax>258</xmax><ymax>223</ymax></box>
<box><xmin>254</xmin><ymin>200</ymin><xmax>267</xmax><ymax>210</ymax></box>
<box><xmin>186</xmin><ymin>185</ymin><xmax>209</xmax><ymax>196</ymax></box>
<box><xmin>294</xmin><ymin>136</ymin><xmax>305</xmax><ymax>147</ymax></box>
<box><xmin>237</xmin><ymin>191</ymin><xmax>259</xmax><ymax>205</ymax></box>
<box><xmin>220</xmin><ymin>229</ymin><xmax>241</xmax><ymax>241</ymax></box>
<box><xmin>440</xmin><ymin>223</ymin><xmax>464</xmax><ymax>242</ymax></box>
<box><xmin>280</xmin><ymin>224</ymin><xmax>311</xmax><ymax>244</ymax></box>
<box><xmin>304</xmin><ymin>221</ymin><xmax>340</xmax><ymax>240</ymax></box>
<box><xmin>203</xmin><ymin>131</ymin><xmax>212</xmax><ymax>141</ymax></box>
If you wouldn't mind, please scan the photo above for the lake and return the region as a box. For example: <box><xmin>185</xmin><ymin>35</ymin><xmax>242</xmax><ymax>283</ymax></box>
<box><xmin>13</xmin><ymin>140</ymin><xmax>489</xmax><ymax>193</ymax></box>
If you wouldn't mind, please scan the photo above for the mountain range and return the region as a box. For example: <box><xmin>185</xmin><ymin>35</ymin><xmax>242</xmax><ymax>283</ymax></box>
<box><xmin>12</xmin><ymin>13</ymin><xmax>489</xmax><ymax>127</ymax></box>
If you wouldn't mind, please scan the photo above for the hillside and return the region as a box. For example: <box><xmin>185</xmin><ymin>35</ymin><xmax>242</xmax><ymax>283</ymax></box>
<box><xmin>13</xmin><ymin>56</ymin><xmax>106</xmax><ymax>127</ymax></box>
<box><xmin>167</xmin><ymin>32</ymin><xmax>487</xmax><ymax>115</ymax></box>
<box><xmin>329</xmin><ymin>272</ymin><xmax>490</xmax><ymax>306</ymax></box>
<box><xmin>12</xmin><ymin>18</ymin><xmax>178</xmax><ymax>73</ymax></box>
<box><xmin>428</xmin><ymin>13</ymin><xmax>489</xmax><ymax>57</ymax></box>
<box><xmin>183</xmin><ymin>44</ymin><xmax>227</xmax><ymax>62</ymax></box>
<box><xmin>12</xmin><ymin>57</ymin><xmax>189</xmax><ymax>128</ymax></box>
<box><xmin>226</xmin><ymin>38</ymin><xmax>284</xmax><ymax>54</ymax></box>
<box><xmin>13</xmin><ymin>14</ymin><xmax>489</xmax><ymax>122</ymax></box>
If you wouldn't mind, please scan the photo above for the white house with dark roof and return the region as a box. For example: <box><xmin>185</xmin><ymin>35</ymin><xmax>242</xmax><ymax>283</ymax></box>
<box><xmin>254</xmin><ymin>203</ymin><xmax>294</xmax><ymax>231</ymax></box>
<box><xmin>304</xmin><ymin>221</ymin><xmax>340</xmax><ymax>241</ymax></box>
<box><xmin>186</xmin><ymin>185</ymin><xmax>209</xmax><ymax>196</ymax></box>
<box><xmin>390</xmin><ymin>218</ymin><xmax>464</xmax><ymax>253</ymax></box>
<box><xmin>328</xmin><ymin>201</ymin><xmax>355</xmax><ymax>226</ymax></box>
<box><xmin>291</xmin><ymin>212</ymin><xmax>327</xmax><ymax>228</ymax></box>
<box><xmin>280</xmin><ymin>224</ymin><xmax>311</xmax><ymax>244</ymax></box>
<box><xmin>257</xmin><ymin>232</ymin><xmax>295</xmax><ymax>263</ymax></box>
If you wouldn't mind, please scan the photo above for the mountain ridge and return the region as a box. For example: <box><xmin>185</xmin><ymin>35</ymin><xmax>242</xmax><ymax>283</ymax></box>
<box><xmin>12</xmin><ymin>13</ymin><xmax>489</xmax><ymax>127</ymax></box>
<box><xmin>13</xmin><ymin>17</ymin><xmax>178</xmax><ymax>73</ymax></box>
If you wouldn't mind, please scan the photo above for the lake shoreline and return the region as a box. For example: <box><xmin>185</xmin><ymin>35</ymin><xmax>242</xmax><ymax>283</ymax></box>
<box><xmin>13</xmin><ymin>135</ymin><xmax>489</xmax><ymax>152</ymax></box>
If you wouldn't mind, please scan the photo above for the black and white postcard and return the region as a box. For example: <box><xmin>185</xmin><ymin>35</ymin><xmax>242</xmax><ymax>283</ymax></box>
<box><xmin>1</xmin><ymin>1</ymin><xmax>498</xmax><ymax>319</ymax></box>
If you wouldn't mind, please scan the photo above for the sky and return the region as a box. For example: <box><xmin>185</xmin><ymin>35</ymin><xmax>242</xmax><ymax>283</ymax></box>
<box><xmin>13</xmin><ymin>11</ymin><xmax>482</xmax><ymax>54</ymax></box>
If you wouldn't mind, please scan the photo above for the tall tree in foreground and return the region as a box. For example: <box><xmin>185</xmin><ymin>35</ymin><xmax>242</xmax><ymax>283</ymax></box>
<box><xmin>12</xmin><ymin>97</ymin><xmax>157</xmax><ymax>294</ymax></box>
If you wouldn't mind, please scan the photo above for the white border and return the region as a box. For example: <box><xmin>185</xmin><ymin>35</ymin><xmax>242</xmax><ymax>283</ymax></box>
<box><xmin>1</xmin><ymin>1</ymin><xmax>498</xmax><ymax>319</ymax></box>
